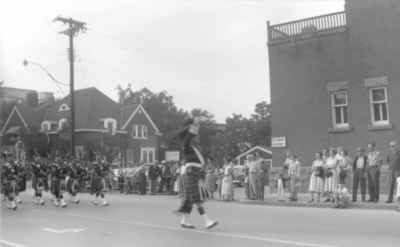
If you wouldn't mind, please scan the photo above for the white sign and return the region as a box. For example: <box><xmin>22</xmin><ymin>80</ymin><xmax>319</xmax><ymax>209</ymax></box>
<box><xmin>271</xmin><ymin>137</ymin><xmax>286</xmax><ymax>148</ymax></box>
<box><xmin>165</xmin><ymin>151</ymin><xmax>180</xmax><ymax>161</ymax></box>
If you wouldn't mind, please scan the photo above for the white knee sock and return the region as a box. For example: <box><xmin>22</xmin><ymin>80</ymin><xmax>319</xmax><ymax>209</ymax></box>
<box><xmin>202</xmin><ymin>214</ymin><xmax>213</xmax><ymax>226</ymax></box>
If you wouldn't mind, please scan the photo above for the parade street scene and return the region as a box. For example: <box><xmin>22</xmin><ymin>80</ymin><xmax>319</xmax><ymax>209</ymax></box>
<box><xmin>1</xmin><ymin>0</ymin><xmax>400</xmax><ymax>246</ymax></box>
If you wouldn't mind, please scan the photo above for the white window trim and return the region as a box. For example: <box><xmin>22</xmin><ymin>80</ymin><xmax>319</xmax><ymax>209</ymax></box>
<box><xmin>141</xmin><ymin>147</ymin><xmax>155</xmax><ymax>164</ymax></box>
<box><xmin>131</xmin><ymin>125</ymin><xmax>139</xmax><ymax>139</ymax></box>
<box><xmin>141</xmin><ymin>125</ymin><xmax>148</xmax><ymax>139</ymax></box>
<box><xmin>132</xmin><ymin>125</ymin><xmax>148</xmax><ymax>139</ymax></box>
<box><xmin>58</xmin><ymin>103</ymin><xmax>70</xmax><ymax>112</ymax></box>
<box><xmin>369</xmin><ymin>87</ymin><xmax>390</xmax><ymax>126</ymax></box>
<box><xmin>331</xmin><ymin>91</ymin><xmax>349</xmax><ymax>129</ymax></box>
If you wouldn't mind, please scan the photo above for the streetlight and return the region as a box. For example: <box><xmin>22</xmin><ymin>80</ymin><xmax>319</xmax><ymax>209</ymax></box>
<box><xmin>22</xmin><ymin>59</ymin><xmax>68</xmax><ymax>87</ymax></box>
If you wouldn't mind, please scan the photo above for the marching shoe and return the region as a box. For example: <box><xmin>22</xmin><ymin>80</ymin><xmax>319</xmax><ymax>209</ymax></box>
<box><xmin>180</xmin><ymin>223</ymin><xmax>195</xmax><ymax>229</ymax></box>
<box><xmin>54</xmin><ymin>200</ymin><xmax>60</xmax><ymax>207</ymax></box>
<box><xmin>10</xmin><ymin>201</ymin><xmax>17</xmax><ymax>211</ymax></box>
<box><xmin>206</xmin><ymin>220</ymin><xmax>218</xmax><ymax>230</ymax></box>
<box><xmin>39</xmin><ymin>198</ymin><xmax>45</xmax><ymax>206</ymax></box>
<box><xmin>91</xmin><ymin>199</ymin><xmax>99</xmax><ymax>206</ymax></box>
<box><xmin>102</xmin><ymin>200</ymin><xmax>109</xmax><ymax>206</ymax></box>
<box><xmin>60</xmin><ymin>199</ymin><xmax>67</xmax><ymax>208</ymax></box>
<box><xmin>16</xmin><ymin>197</ymin><xmax>22</xmax><ymax>204</ymax></box>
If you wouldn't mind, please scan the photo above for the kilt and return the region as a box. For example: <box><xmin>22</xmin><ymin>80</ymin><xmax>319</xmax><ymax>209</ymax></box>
<box><xmin>66</xmin><ymin>178</ymin><xmax>80</xmax><ymax>194</ymax></box>
<box><xmin>181</xmin><ymin>174</ymin><xmax>203</xmax><ymax>203</ymax></box>
<box><xmin>90</xmin><ymin>178</ymin><xmax>105</xmax><ymax>195</ymax></box>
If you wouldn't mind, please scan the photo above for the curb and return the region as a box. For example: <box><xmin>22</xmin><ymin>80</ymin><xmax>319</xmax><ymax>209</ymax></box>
<box><xmin>237</xmin><ymin>199</ymin><xmax>398</xmax><ymax>211</ymax></box>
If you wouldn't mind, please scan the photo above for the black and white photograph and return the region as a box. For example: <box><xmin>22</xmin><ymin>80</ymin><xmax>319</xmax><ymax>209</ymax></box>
<box><xmin>1</xmin><ymin>0</ymin><xmax>400</xmax><ymax>246</ymax></box>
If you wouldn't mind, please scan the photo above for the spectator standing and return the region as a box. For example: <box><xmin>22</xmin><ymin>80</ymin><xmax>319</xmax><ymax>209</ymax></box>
<box><xmin>159</xmin><ymin>161</ymin><xmax>173</xmax><ymax>194</ymax></box>
<box><xmin>246</xmin><ymin>154</ymin><xmax>258</xmax><ymax>200</ymax></box>
<box><xmin>276</xmin><ymin>162</ymin><xmax>289</xmax><ymax>201</ymax></box>
<box><xmin>118</xmin><ymin>169</ymin><xmax>125</xmax><ymax>194</ymax></box>
<box><xmin>221</xmin><ymin>161</ymin><xmax>234</xmax><ymax>201</ymax></box>
<box><xmin>386</xmin><ymin>140</ymin><xmax>400</xmax><ymax>203</ymax></box>
<box><xmin>324</xmin><ymin>149</ymin><xmax>338</xmax><ymax>202</ymax></box>
<box><xmin>337</xmin><ymin>149</ymin><xmax>351</xmax><ymax>190</ymax></box>
<box><xmin>205</xmin><ymin>168</ymin><xmax>217</xmax><ymax>200</ymax></box>
<box><xmin>288</xmin><ymin>154</ymin><xmax>301</xmax><ymax>201</ymax></box>
<box><xmin>366</xmin><ymin>142</ymin><xmax>382</xmax><ymax>203</ymax></box>
<box><xmin>309</xmin><ymin>152</ymin><xmax>324</xmax><ymax>203</ymax></box>
<box><xmin>258</xmin><ymin>158</ymin><xmax>270</xmax><ymax>200</ymax></box>
<box><xmin>148</xmin><ymin>162</ymin><xmax>161</xmax><ymax>195</ymax></box>
<box><xmin>352</xmin><ymin>147</ymin><xmax>367</xmax><ymax>202</ymax></box>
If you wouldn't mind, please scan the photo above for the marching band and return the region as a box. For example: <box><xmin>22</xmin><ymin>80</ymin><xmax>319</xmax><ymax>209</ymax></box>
<box><xmin>1</xmin><ymin>151</ymin><xmax>111</xmax><ymax>210</ymax></box>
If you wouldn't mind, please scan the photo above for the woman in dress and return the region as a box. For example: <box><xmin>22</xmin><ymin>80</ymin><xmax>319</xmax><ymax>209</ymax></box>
<box><xmin>221</xmin><ymin>161</ymin><xmax>234</xmax><ymax>201</ymax></box>
<box><xmin>205</xmin><ymin>168</ymin><xmax>217</xmax><ymax>200</ymax></box>
<box><xmin>288</xmin><ymin>154</ymin><xmax>301</xmax><ymax>201</ymax></box>
<box><xmin>309</xmin><ymin>152</ymin><xmax>324</xmax><ymax>203</ymax></box>
<box><xmin>324</xmin><ymin>149</ymin><xmax>338</xmax><ymax>202</ymax></box>
<box><xmin>337</xmin><ymin>150</ymin><xmax>351</xmax><ymax>190</ymax></box>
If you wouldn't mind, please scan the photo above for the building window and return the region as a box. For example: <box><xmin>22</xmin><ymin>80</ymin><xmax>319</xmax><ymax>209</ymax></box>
<box><xmin>127</xmin><ymin>149</ymin><xmax>134</xmax><ymax>165</ymax></box>
<box><xmin>103</xmin><ymin>118</ymin><xmax>117</xmax><ymax>135</ymax></box>
<box><xmin>58</xmin><ymin>103</ymin><xmax>70</xmax><ymax>112</ymax></box>
<box><xmin>41</xmin><ymin>121</ymin><xmax>51</xmax><ymax>132</ymax></box>
<box><xmin>131</xmin><ymin>125</ymin><xmax>139</xmax><ymax>138</ymax></box>
<box><xmin>141</xmin><ymin>125</ymin><xmax>148</xmax><ymax>138</ymax></box>
<box><xmin>370</xmin><ymin>87</ymin><xmax>389</xmax><ymax>125</ymax></box>
<box><xmin>141</xmin><ymin>147</ymin><xmax>155</xmax><ymax>164</ymax></box>
<box><xmin>331</xmin><ymin>91</ymin><xmax>349</xmax><ymax>128</ymax></box>
<box><xmin>131</xmin><ymin>125</ymin><xmax>148</xmax><ymax>139</ymax></box>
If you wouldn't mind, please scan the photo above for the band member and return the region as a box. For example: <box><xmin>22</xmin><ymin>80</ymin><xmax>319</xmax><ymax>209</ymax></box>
<box><xmin>14</xmin><ymin>160</ymin><xmax>26</xmax><ymax>204</ymax></box>
<box><xmin>66</xmin><ymin>160</ymin><xmax>84</xmax><ymax>204</ymax></box>
<box><xmin>174</xmin><ymin>117</ymin><xmax>218</xmax><ymax>229</ymax></box>
<box><xmin>49</xmin><ymin>158</ymin><xmax>68</xmax><ymax>207</ymax></box>
<box><xmin>2</xmin><ymin>157</ymin><xmax>19</xmax><ymax>210</ymax></box>
<box><xmin>90</xmin><ymin>161</ymin><xmax>109</xmax><ymax>206</ymax></box>
<box><xmin>31</xmin><ymin>157</ymin><xmax>48</xmax><ymax>205</ymax></box>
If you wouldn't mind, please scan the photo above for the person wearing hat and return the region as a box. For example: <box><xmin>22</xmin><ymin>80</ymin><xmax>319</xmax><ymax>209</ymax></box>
<box><xmin>352</xmin><ymin>147</ymin><xmax>368</xmax><ymax>202</ymax></box>
<box><xmin>174</xmin><ymin>117</ymin><xmax>218</xmax><ymax>229</ymax></box>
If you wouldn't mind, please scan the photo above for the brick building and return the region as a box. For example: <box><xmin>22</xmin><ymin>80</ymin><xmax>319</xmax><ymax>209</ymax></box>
<box><xmin>1</xmin><ymin>87</ymin><xmax>161</xmax><ymax>165</ymax></box>
<box><xmin>268</xmin><ymin>0</ymin><xmax>400</xmax><ymax>166</ymax></box>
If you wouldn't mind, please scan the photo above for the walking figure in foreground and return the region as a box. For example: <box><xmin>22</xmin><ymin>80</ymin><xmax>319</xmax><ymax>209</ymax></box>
<box><xmin>174</xmin><ymin>117</ymin><xmax>218</xmax><ymax>229</ymax></box>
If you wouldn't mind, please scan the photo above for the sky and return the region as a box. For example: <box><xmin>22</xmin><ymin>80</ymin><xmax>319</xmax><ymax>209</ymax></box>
<box><xmin>0</xmin><ymin>0</ymin><xmax>344</xmax><ymax>122</ymax></box>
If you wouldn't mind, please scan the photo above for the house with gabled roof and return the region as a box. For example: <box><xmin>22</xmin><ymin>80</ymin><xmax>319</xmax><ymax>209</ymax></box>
<box><xmin>1</xmin><ymin>87</ymin><xmax>162</xmax><ymax>165</ymax></box>
<box><xmin>234</xmin><ymin>145</ymin><xmax>272</xmax><ymax>166</ymax></box>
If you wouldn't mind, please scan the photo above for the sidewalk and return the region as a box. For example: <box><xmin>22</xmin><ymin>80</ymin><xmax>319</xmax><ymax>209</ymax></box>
<box><xmin>233</xmin><ymin>188</ymin><xmax>398</xmax><ymax>211</ymax></box>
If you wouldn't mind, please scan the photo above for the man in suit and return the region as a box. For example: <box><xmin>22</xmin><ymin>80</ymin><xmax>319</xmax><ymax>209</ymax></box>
<box><xmin>386</xmin><ymin>140</ymin><xmax>400</xmax><ymax>203</ymax></box>
<box><xmin>352</xmin><ymin>147</ymin><xmax>367</xmax><ymax>202</ymax></box>
<box><xmin>366</xmin><ymin>142</ymin><xmax>382</xmax><ymax>203</ymax></box>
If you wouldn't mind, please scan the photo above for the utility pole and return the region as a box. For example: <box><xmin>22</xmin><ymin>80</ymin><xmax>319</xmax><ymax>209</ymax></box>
<box><xmin>53</xmin><ymin>16</ymin><xmax>86</xmax><ymax>158</ymax></box>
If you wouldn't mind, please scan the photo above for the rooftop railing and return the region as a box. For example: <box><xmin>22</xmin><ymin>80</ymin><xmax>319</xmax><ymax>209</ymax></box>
<box><xmin>268</xmin><ymin>11</ymin><xmax>347</xmax><ymax>45</ymax></box>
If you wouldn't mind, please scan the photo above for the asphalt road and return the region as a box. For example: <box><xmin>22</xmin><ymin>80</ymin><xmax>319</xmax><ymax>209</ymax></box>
<box><xmin>1</xmin><ymin>191</ymin><xmax>399</xmax><ymax>247</ymax></box>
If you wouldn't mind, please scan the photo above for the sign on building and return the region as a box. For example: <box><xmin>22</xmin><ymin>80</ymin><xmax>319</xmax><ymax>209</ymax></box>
<box><xmin>165</xmin><ymin>151</ymin><xmax>180</xmax><ymax>161</ymax></box>
<box><xmin>271</xmin><ymin>136</ymin><xmax>287</xmax><ymax>148</ymax></box>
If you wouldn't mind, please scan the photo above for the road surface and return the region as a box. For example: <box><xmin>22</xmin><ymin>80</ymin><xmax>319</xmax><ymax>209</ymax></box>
<box><xmin>1</xmin><ymin>192</ymin><xmax>399</xmax><ymax>247</ymax></box>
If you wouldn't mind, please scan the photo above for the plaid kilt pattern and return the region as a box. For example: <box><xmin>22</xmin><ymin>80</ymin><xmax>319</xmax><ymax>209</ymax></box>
<box><xmin>181</xmin><ymin>165</ymin><xmax>205</xmax><ymax>203</ymax></box>
<box><xmin>90</xmin><ymin>178</ymin><xmax>105</xmax><ymax>195</ymax></box>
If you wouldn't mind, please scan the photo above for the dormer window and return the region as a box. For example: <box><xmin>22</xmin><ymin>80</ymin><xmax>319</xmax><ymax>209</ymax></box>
<box><xmin>41</xmin><ymin>121</ymin><xmax>52</xmax><ymax>132</ymax></box>
<box><xmin>58</xmin><ymin>118</ymin><xmax>68</xmax><ymax>131</ymax></box>
<box><xmin>58</xmin><ymin>103</ymin><xmax>70</xmax><ymax>112</ymax></box>
<box><xmin>103</xmin><ymin>118</ymin><xmax>117</xmax><ymax>135</ymax></box>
